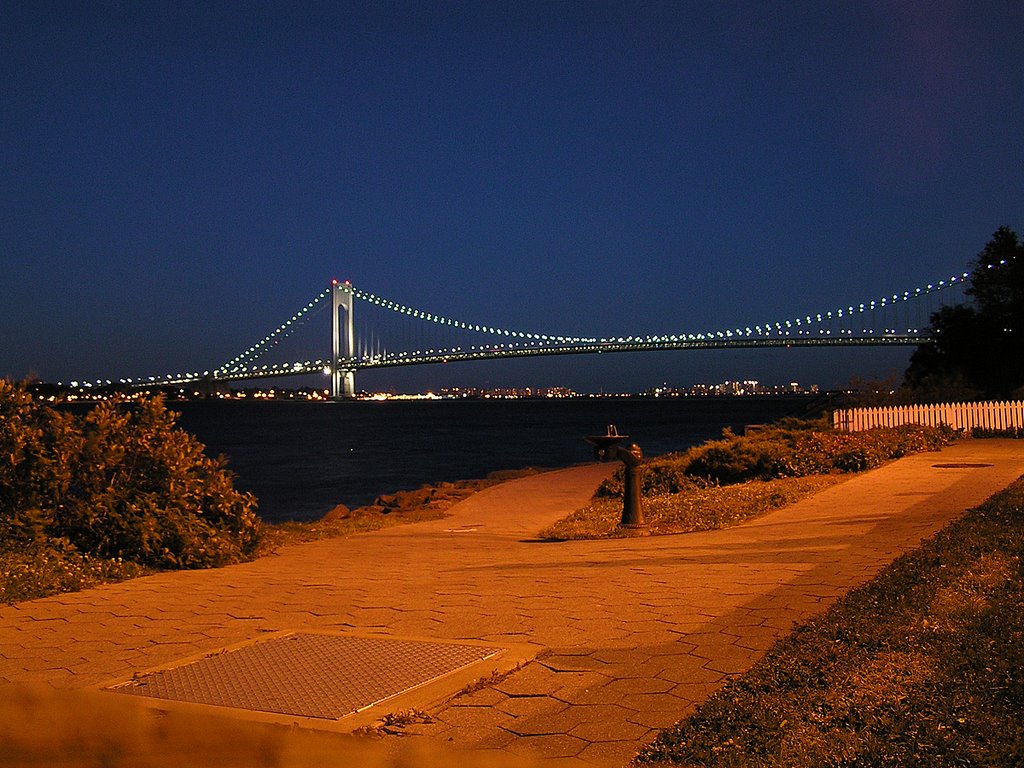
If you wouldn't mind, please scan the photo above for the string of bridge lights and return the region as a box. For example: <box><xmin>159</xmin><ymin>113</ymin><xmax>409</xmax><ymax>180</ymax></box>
<box><xmin>347</xmin><ymin>284</ymin><xmax>600</xmax><ymax>345</ymax></box>
<box><xmin>213</xmin><ymin>290</ymin><xmax>331</xmax><ymax>376</ymax></box>
<box><xmin>347</xmin><ymin>270</ymin><xmax>973</xmax><ymax>352</ymax></box>
<box><xmin>210</xmin><ymin>263</ymin><xmax>1001</xmax><ymax>380</ymax></box>
<box><xmin>81</xmin><ymin>260</ymin><xmax>1010</xmax><ymax>388</ymax></box>
<box><xmin>642</xmin><ymin>270</ymin><xmax>975</xmax><ymax>344</ymax></box>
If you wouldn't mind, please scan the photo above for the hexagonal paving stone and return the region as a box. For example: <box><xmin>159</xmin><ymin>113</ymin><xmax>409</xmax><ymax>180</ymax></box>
<box><xmin>539</xmin><ymin>654</ymin><xmax>607</xmax><ymax>673</ymax></box>
<box><xmin>587</xmin><ymin>647</ymin><xmax>654</xmax><ymax>667</ymax></box>
<box><xmin>495</xmin><ymin>695</ymin><xmax>567</xmax><ymax>719</ymax></box>
<box><xmin>653</xmin><ymin>657</ymin><xmax>724</xmax><ymax>685</ymax></box>
<box><xmin>570</xmin><ymin>717</ymin><xmax>650</xmax><ymax>744</ymax></box>
<box><xmin>626</xmin><ymin>705</ymin><xmax>691</xmax><ymax>730</ymax></box>
<box><xmin>493</xmin><ymin>663</ymin><xmax>565</xmax><ymax>697</ymax></box>
<box><xmin>700</xmin><ymin>645</ymin><xmax>759</xmax><ymax>674</ymax></box>
<box><xmin>569</xmin><ymin>683</ymin><xmax>638</xmax><ymax>707</ymax></box>
<box><xmin>463</xmin><ymin>727</ymin><xmax>520</xmax><ymax>750</ymax></box>
<box><xmin>437</xmin><ymin>705</ymin><xmax>511</xmax><ymax>729</ymax></box>
<box><xmin>532</xmin><ymin>702</ymin><xmax>633</xmax><ymax>733</ymax></box>
<box><xmin>454</xmin><ymin>686</ymin><xmax>508</xmax><ymax>707</ymax></box>
<box><xmin>550</xmin><ymin>671</ymin><xmax>615</xmax><ymax>703</ymax></box>
<box><xmin>603</xmin><ymin>676</ymin><xmax>676</xmax><ymax>695</ymax></box>
<box><xmin>614</xmin><ymin>691</ymin><xmax>690</xmax><ymax>716</ymax></box>
<box><xmin>577</xmin><ymin>737</ymin><xmax>647</xmax><ymax>766</ymax></box>
<box><xmin>507</xmin><ymin>732</ymin><xmax>588</xmax><ymax>759</ymax></box>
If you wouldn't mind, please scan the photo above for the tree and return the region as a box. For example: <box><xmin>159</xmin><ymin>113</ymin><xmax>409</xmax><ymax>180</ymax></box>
<box><xmin>904</xmin><ymin>227</ymin><xmax>1024</xmax><ymax>400</ymax></box>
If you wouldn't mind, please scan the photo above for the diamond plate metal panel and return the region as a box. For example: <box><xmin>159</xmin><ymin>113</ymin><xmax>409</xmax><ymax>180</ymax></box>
<box><xmin>109</xmin><ymin>633</ymin><xmax>499</xmax><ymax>720</ymax></box>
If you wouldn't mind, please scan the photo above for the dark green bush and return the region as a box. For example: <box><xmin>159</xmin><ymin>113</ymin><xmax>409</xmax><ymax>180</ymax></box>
<box><xmin>684</xmin><ymin>437</ymin><xmax>788</xmax><ymax>483</ymax></box>
<box><xmin>0</xmin><ymin>381</ymin><xmax>260</xmax><ymax>570</ymax></box>
<box><xmin>972</xmin><ymin>426</ymin><xmax>1024</xmax><ymax>438</ymax></box>
<box><xmin>598</xmin><ymin>421</ymin><xmax>958</xmax><ymax>497</ymax></box>
<box><xmin>595</xmin><ymin>452</ymin><xmax>708</xmax><ymax>497</ymax></box>
<box><xmin>0</xmin><ymin>384</ymin><xmax>81</xmax><ymax>543</ymax></box>
<box><xmin>683</xmin><ymin>423</ymin><xmax>956</xmax><ymax>484</ymax></box>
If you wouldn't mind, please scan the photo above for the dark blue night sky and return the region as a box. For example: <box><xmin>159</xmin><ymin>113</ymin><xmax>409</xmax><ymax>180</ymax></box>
<box><xmin>3</xmin><ymin>1</ymin><xmax>1022</xmax><ymax>392</ymax></box>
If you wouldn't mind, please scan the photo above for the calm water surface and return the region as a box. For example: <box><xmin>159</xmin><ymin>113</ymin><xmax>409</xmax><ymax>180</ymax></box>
<box><xmin>173</xmin><ymin>397</ymin><xmax>821</xmax><ymax>523</ymax></box>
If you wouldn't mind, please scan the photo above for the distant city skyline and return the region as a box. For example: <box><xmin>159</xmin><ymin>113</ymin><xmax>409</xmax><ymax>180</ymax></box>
<box><xmin>32</xmin><ymin>374</ymin><xmax>831</xmax><ymax>403</ymax></box>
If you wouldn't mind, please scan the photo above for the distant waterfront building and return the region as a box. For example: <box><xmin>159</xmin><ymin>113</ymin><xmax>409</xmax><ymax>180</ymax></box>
<box><xmin>645</xmin><ymin>379</ymin><xmax>816</xmax><ymax>397</ymax></box>
<box><xmin>437</xmin><ymin>386</ymin><xmax>578</xmax><ymax>400</ymax></box>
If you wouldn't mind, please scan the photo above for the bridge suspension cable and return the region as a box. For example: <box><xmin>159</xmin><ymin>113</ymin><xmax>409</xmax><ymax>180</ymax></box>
<box><xmin>100</xmin><ymin>261</ymin><xmax>1000</xmax><ymax>393</ymax></box>
<box><xmin>344</xmin><ymin>268</ymin><xmax>973</xmax><ymax>352</ymax></box>
<box><xmin>213</xmin><ymin>289</ymin><xmax>331</xmax><ymax>377</ymax></box>
<box><xmin>346</xmin><ymin>284</ymin><xmax>599</xmax><ymax>345</ymax></box>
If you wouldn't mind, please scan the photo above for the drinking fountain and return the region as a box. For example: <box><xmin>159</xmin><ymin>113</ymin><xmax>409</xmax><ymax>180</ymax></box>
<box><xmin>584</xmin><ymin>425</ymin><xmax>646</xmax><ymax>530</ymax></box>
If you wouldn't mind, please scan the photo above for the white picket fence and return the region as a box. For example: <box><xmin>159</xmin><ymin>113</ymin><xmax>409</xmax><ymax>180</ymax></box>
<box><xmin>833</xmin><ymin>400</ymin><xmax>1024</xmax><ymax>432</ymax></box>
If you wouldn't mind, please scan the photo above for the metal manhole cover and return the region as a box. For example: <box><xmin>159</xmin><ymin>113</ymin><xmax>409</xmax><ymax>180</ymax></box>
<box><xmin>108</xmin><ymin>633</ymin><xmax>499</xmax><ymax>720</ymax></box>
<box><xmin>932</xmin><ymin>463</ymin><xmax>994</xmax><ymax>468</ymax></box>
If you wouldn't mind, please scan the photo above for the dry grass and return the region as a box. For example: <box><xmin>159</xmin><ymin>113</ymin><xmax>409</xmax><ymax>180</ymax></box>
<box><xmin>539</xmin><ymin>474</ymin><xmax>847</xmax><ymax>540</ymax></box>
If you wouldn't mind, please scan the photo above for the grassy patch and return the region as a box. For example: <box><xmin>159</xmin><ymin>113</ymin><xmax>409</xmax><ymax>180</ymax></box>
<box><xmin>539</xmin><ymin>475</ymin><xmax>847</xmax><ymax>540</ymax></box>
<box><xmin>0</xmin><ymin>542</ymin><xmax>151</xmax><ymax>604</ymax></box>
<box><xmin>634</xmin><ymin>474</ymin><xmax>1024</xmax><ymax>767</ymax></box>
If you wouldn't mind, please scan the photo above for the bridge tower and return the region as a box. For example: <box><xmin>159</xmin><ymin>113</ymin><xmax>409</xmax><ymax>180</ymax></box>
<box><xmin>331</xmin><ymin>280</ymin><xmax>356</xmax><ymax>399</ymax></box>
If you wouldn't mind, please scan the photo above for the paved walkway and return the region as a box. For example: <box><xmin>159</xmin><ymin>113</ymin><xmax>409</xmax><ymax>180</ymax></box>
<box><xmin>2</xmin><ymin>440</ymin><xmax>1023</xmax><ymax>767</ymax></box>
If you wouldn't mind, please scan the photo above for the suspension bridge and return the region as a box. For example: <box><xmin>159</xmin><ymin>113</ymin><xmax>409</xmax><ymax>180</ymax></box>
<box><xmin>84</xmin><ymin>264</ymin><xmax>983</xmax><ymax>398</ymax></box>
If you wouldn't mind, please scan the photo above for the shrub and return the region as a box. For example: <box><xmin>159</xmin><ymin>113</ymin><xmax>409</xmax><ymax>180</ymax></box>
<box><xmin>596</xmin><ymin>421</ymin><xmax>958</xmax><ymax>497</ymax></box>
<box><xmin>0</xmin><ymin>381</ymin><xmax>260</xmax><ymax>571</ymax></box>
<box><xmin>0</xmin><ymin>383</ymin><xmax>81</xmax><ymax>545</ymax></box>
<box><xmin>682</xmin><ymin>423</ymin><xmax>956</xmax><ymax>484</ymax></box>
<box><xmin>684</xmin><ymin>437</ymin><xmax>787</xmax><ymax>483</ymax></box>
<box><xmin>972</xmin><ymin>426</ymin><xmax>1024</xmax><ymax>439</ymax></box>
<box><xmin>595</xmin><ymin>452</ymin><xmax>707</xmax><ymax>498</ymax></box>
